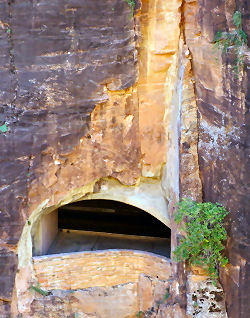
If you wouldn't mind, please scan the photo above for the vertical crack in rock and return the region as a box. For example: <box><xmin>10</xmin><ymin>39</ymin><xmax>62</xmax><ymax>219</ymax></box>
<box><xmin>180</xmin><ymin>0</ymin><xmax>187</xmax><ymax>45</ymax></box>
<box><xmin>7</xmin><ymin>0</ymin><xmax>18</xmax><ymax>111</ymax></box>
<box><xmin>179</xmin><ymin>46</ymin><xmax>203</xmax><ymax>201</ymax></box>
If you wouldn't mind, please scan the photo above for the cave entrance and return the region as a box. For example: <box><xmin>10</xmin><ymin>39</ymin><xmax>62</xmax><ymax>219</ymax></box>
<box><xmin>32</xmin><ymin>200</ymin><xmax>171</xmax><ymax>258</ymax></box>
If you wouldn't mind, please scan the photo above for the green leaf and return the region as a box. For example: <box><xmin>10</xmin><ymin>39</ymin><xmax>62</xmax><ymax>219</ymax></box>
<box><xmin>163</xmin><ymin>288</ymin><xmax>170</xmax><ymax>301</ymax></box>
<box><xmin>125</xmin><ymin>0</ymin><xmax>135</xmax><ymax>18</ymax></box>
<box><xmin>238</xmin><ymin>29</ymin><xmax>247</xmax><ymax>44</ymax></box>
<box><xmin>213</xmin><ymin>11</ymin><xmax>248</xmax><ymax>75</ymax></box>
<box><xmin>29</xmin><ymin>285</ymin><xmax>49</xmax><ymax>296</ymax></box>
<box><xmin>0</xmin><ymin>123</ymin><xmax>8</xmax><ymax>133</ymax></box>
<box><xmin>174</xmin><ymin>199</ymin><xmax>229</xmax><ymax>282</ymax></box>
<box><xmin>233</xmin><ymin>11</ymin><xmax>242</xmax><ymax>29</ymax></box>
<box><xmin>214</xmin><ymin>30</ymin><xmax>223</xmax><ymax>42</ymax></box>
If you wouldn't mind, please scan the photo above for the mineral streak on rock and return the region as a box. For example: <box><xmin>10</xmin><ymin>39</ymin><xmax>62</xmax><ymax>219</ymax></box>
<box><xmin>184</xmin><ymin>1</ymin><xmax>249</xmax><ymax>317</ymax></box>
<box><xmin>0</xmin><ymin>0</ymin><xmax>249</xmax><ymax>317</ymax></box>
<box><xmin>179</xmin><ymin>44</ymin><xmax>202</xmax><ymax>202</ymax></box>
<box><xmin>138</xmin><ymin>0</ymin><xmax>182</xmax><ymax>177</ymax></box>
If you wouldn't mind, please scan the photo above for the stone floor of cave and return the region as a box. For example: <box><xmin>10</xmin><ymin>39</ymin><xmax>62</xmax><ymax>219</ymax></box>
<box><xmin>47</xmin><ymin>229</ymin><xmax>171</xmax><ymax>258</ymax></box>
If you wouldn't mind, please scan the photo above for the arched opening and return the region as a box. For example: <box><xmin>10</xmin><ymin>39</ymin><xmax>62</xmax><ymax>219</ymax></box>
<box><xmin>32</xmin><ymin>199</ymin><xmax>171</xmax><ymax>258</ymax></box>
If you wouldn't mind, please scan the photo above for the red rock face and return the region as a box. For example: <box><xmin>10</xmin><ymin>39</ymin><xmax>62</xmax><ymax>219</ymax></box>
<box><xmin>0</xmin><ymin>0</ymin><xmax>141</xmax><ymax>315</ymax></box>
<box><xmin>0</xmin><ymin>0</ymin><xmax>249</xmax><ymax>317</ymax></box>
<box><xmin>184</xmin><ymin>1</ymin><xmax>249</xmax><ymax>317</ymax></box>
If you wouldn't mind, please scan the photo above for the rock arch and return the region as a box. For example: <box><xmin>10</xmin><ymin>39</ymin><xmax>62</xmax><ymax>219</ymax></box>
<box><xmin>15</xmin><ymin>182</ymin><xmax>172</xmax><ymax>316</ymax></box>
<box><xmin>18</xmin><ymin>178</ymin><xmax>171</xmax><ymax>267</ymax></box>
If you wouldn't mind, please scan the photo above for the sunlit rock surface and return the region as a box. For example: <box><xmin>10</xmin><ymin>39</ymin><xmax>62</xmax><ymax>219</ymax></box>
<box><xmin>0</xmin><ymin>0</ymin><xmax>249</xmax><ymax>317</ymax></box>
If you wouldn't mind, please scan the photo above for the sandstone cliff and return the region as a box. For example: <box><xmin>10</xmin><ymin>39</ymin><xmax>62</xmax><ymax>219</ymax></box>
<box><xmin>0</xmin><ymin>0</ymin><xmax>248</xmax><ymax>317</ymax></box>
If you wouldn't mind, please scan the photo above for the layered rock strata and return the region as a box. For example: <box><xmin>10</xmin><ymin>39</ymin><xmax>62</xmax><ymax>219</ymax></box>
<box><xmin>0</xmin><ymin>0</ymin><xmax>248</xmax><ymax>317</ymax></box>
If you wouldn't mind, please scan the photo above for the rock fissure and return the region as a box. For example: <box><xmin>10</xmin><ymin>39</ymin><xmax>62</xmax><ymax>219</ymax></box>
<box><xmin>7</xmin><ymin>0</ymin><xmax>18</xmax><ymax>109</ymax></box>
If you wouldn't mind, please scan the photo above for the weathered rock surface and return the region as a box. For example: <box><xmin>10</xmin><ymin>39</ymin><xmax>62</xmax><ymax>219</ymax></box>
<box><xmin>186</xmin><ymin>271</ymin><xmax>227</xmax><ymax>318</ymax></box>
<box><xmin>32</xmin><ymin>251</ymin><xmax>171</xmax><ymax>290</ymax></box>
<box><xmin>0</xmin><ymin>0</ymin><xmax>141</xmax><ymax>306</ymax></box>
<box><xmin>184</xmin><ymin>1</ymin><xmax>249</xmax><ymax>317</ymax></box>
<box><xmin>0</xmin><ymin>0</ymin><xmax>248</xmax><ymax>317</ymax></box>
<box><xmin>29</xmin><ymin>283</ymin><xmax>139</xmax><ymax>318</ymax></box>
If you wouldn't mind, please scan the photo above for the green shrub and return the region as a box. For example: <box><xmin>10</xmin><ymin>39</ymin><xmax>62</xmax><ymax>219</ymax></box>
<box><xmin>173</xmin><ymin>199</ymin><xmax>229</xmax><ymax>284</ymax></box>
<box><xmin>214</xmin><ymin>11</ymin><xmax>248</xmax><ymax>75</ymax></box>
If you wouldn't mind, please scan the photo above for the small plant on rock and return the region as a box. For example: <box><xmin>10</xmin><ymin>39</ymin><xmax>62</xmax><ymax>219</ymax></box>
<box><xmin>214</xmin><ymin>11</ymin><xmax>248</xmax><ymax>75</ymax></box>
<box><xmin>173</xmin><ymin>199</ymin><xmax>229</xmax><ymax>284</ymax></box>
<box><xmin>125</xmin><ymin>0</ymin><xmax>136</xmax><ymax>18</ymax></box>
<box><xmin>29</xmin><ymin>283</ymin><xmax>49</xmax><ymax>296</ymax></box>
<box><xmin>0</xmin><ymin>122</ymin><xmax>8</xmax><ymax>134</ymax></box>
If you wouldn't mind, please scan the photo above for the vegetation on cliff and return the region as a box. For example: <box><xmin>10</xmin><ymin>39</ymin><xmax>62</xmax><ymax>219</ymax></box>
<box><xmin>125</xmin><ymin>0</ymin><xmax>136</xmax><ymax>17</ymax></box>
<box><xmin>174</xmin><ymin>199</ymin><xmax>229</xmax><ymax>283</ymax></box>
<box><xmin>214</xmin><ymin>11</ymin><xmax>248</xmax><ymax>75</ymax></box>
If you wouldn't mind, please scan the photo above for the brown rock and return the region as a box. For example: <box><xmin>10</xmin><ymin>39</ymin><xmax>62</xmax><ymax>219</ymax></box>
<box><xmin>0</xmin><ymin>0</ymin><xmax>248</xmax><ymax>317</ymax></box>
<box><xmin>0</xmin><ymin>300</ymin><xmax>11</xmax><ymax>318</ymax></box>
<box><xmin>138</xmin><ymin>274</ymin><xmax>154</xmax><ymax>313</ymax></box>
<box><xmin>29</xmin><ymin>283</ymin><xmax>139</xmax><ymax>318</ymax></box>
<box><xmin>184</xmin><ymin>1</ymin><xmax>249</xmax><ymax>317</ymax></box>
<box><xmin>0</xmin><ymin>0</ymin><xmax>140</xmax><ymax>310</ymax></box>
<box><xmin>32</xmin><ymin>251</ymin><xmax>171</xmax><ymax>291</ymax></box>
